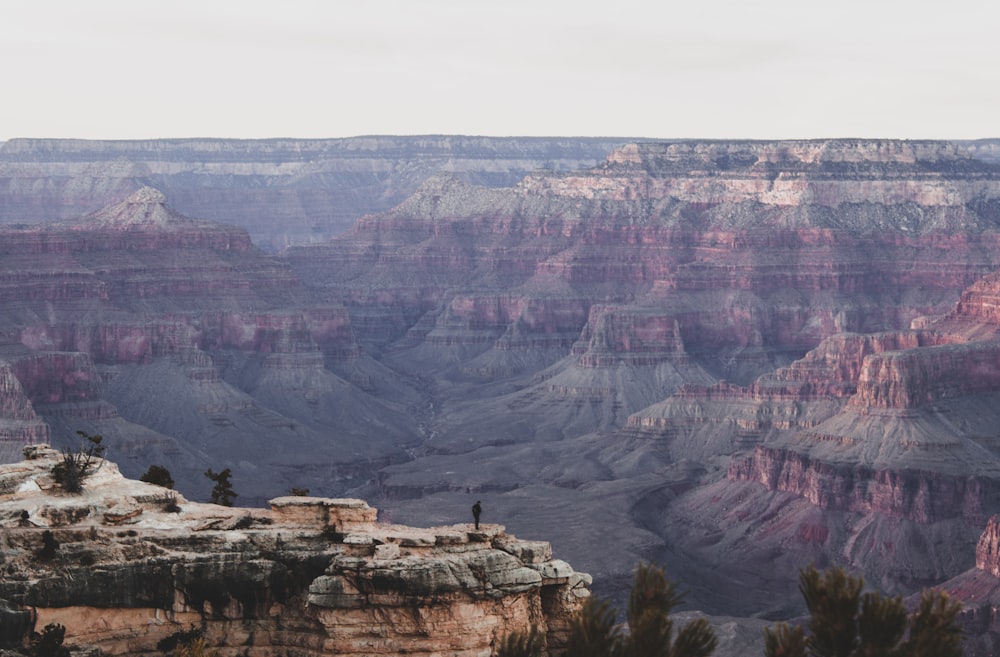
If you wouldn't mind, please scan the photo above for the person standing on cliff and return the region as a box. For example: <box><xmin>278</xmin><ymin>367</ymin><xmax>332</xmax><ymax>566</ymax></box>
<box><xmin>472</xmin><ymin>500</ymin><xmax>482</xmax><ymax>530</ymax></box>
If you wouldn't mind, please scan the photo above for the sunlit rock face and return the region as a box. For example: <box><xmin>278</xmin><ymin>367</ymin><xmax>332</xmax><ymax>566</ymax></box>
<box><xmin>0</xmin><ymin>447</ymin><xmax>590</xmax><ymax>657</ymax></box>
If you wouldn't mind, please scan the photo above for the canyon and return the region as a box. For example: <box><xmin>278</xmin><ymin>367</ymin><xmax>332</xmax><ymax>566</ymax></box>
<box><xmin>4</xmin><ymin>137</ymin><xmax>1000</xmax><ymax>652</ymax></box>
<box><xmin>0</xmin><ymin>137</ymin><xmax>626</xmax><ymax>251</ymax></box>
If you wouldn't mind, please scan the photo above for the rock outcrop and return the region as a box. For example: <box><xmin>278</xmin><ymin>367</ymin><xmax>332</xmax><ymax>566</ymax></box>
<box><xmin>0</xmin><ymin>447</ymin><xmax>590</xmax><ymax>657</ymax></box>
<box><xmin>976</xmin><ymin>515</ymin><xmax>1000</xmax><ymax>577</ymax></box>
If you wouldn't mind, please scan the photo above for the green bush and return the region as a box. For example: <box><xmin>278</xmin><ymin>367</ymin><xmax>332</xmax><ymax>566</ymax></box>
<box><xmin>52</xmin><ymin>431</ymin><xmax>105</xmax><ymax>494</ymax></box>
<box><xmin>140</xmin><ymin>464</ymin><xmax>175</xmax><ymax>489</ymax></box>
<box><xmin>562</xmin><ymin>563</ymin><xmax>717</xmax><ymax>657</ymax></box>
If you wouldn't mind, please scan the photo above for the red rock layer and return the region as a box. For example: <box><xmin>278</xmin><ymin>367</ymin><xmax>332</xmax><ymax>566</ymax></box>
<box><xmin>572</xmin><ymin>306</ymin><xmax>688</xmax><ymax>367</ymax></box>
<box><xmin>976</xmin><ymin>515</ymin><xmax>1000</xmax><ymax>577</ymax></box>
<box><xmin>729</xmin><ymin>446</ymin><xmax>999</xmax><ymax>524</ymax></box>
<box><xmin>849</xmin><ymin>341</ymin><xmax>1000</xmax><ymax>411</ymax></box>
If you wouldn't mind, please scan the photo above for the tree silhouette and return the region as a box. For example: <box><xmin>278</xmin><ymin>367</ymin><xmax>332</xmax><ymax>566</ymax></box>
<box><xmin>562</xmin><ymin>563</ymin><xmax>717</xmax><ymax>657</ymax></box>
<box><xmin>140</xmin><ymin>464</ymin><xmax>174</xmax><ymax>489</ymax></box>
<box><xmin>52</xmin><ymin>431</ymin><xmax>106</xmax><ymax>493</ymax></box>
<box><xmin>37</xmin><ymin>530</ymin><xmax>60</xmax><ymax>561</ymax></box>
<box><xmin>764</xmin><ymin>566</ymin><xmax>963</xmax><ymax>657</ymax></box>
<box><xmin>565</xmin><ymin>597</ymin><xmax>622</xmax><ymax>657</ymax></box>
<box><xmin>204</xmin><ymin>468</ymin><xmax>237</xmax><ymax>506</ymax></box>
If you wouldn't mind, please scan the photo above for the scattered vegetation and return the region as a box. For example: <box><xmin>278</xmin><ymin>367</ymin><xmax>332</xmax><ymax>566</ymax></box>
<box><xmin>500</xmin><ymin>564</ymin><xmax>963</xmax><ymax>657</ymax></box>
<box><xmin>173</xmin><ymin>637</ymin><xmax>220</xmax><ymax>657</ymax></box>
<box><xmin>36</xmin><ymin>530</ymin><xmax>59</xmax><ymax>561</ymax></box>
<box><xmin>764</xmin><ymin>566</ymin><xmax>964</xmax><ymax>657</ymax></box>
<box><xmin>204</xmin><ymin>468</ymin><xmax>237</xmax><ymax>506</ymax></box>
<box><xmin>233</xmin><ymin>515</ymin><xmax>253</xmax><ymax>530</ymax></box>
<box><xmin>52</xmin><ymin>431</ymin><xmax>106</xmax><ymax>493</ymax></box>
<box><xmin>140</xmin><ymin>464</ymin><xmax>175</xmax><ymax>489</ymax></box>
<box><xmin>162</xmin><ymin>493</ymin><xmax>182</xmax><ymax>513</ymax></box>
<box><xmin>28</xmin><ymin>623</ymin><xmax>69</xmax><ymax>657</ymax></box>
<box><xmin>506</xmin><ymin>563</ymin><xmax>717</xmax><ymax>657</ymax></box>
<box><xmin>288</xmin><ymin>487</ymin><xmax>310</xmax><ymax>496</ymax></box>
<box><xmin>156</xmin><ymin>629</ymin><xmax>203</xmax><ymax>654</ymax></box>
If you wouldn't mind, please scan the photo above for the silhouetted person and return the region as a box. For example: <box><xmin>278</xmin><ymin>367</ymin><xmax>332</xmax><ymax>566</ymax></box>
<box><xmin>472</xmin><ymin>500</ymin><xmax>482</xmax><ymax>530</ymax></box>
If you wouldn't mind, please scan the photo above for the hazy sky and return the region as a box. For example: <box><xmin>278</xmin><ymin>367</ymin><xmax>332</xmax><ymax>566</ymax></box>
<box><xmin>2</xmin><ymin>0</ymin><xmax>997</xmax><ymax>140</ymax></box>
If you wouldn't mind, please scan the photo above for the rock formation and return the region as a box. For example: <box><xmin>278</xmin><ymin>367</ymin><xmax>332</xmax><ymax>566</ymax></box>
<box><xmin>616</xmin><ymin>260</ymin><xmax>1000</xmax><ymax>616</ymax></box>
<box><xmin>10</xmin><ymin>138</ymin><xmax>1000</xmax><ymax>632</ymax></box>
<box><xmin>0</xmin><ymin>446</ymin><xmax>590</xmax><ymax>657</ymax></box>
<box><xmin>0</xmin><ymin>137</ymin><xmax>628</xmax><ymax>250</ymax></box>
<box><xmin>0</xmin><ymin>187</ymin><xmax>425</xmax><ymax>504</ymax></box>
<box><xmin>287</xmin><ymin>140</ymin><xmax>1000</xmax><ymax>604</ymax></box>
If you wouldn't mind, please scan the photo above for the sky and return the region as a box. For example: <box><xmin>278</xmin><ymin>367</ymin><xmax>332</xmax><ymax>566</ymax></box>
<box><xmin>1</xmin><ymin>0</ymin><xmax>998</xmax><ymax>141</ymax></box>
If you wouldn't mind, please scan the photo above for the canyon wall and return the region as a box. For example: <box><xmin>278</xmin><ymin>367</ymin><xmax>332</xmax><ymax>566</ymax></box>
<box><xmin>0</xmin><ymin>187</ymin><xmax>424</xmax><ymax>504</ymax></box>
<box><xmin>9</xmin><ymin>138</ymin><xmax>1000</xmax><ymax>626</ymax></box>
<box><xmin>0</xmin><ymin>136</ymin><xmax>628</xmax><ymax>250</ymax></box>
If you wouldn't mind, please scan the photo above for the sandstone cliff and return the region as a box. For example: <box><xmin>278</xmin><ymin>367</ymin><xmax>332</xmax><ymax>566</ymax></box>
<box><xmin>0</xmin><ymin>446</ymin><xmax>590</xmax><ymax>657</ymax></box>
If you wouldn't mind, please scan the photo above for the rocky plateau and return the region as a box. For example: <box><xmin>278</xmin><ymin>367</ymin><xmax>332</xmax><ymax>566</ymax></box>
<box><xmin>0</xmin><ymin>446</ymin><xmax>590</xmax><ymax>657</ymax></box>
<box><xmin>5</xmin><ymin>138</ymin><xmax>1000</xmax><ymax>653</ymax></box>
<box><xmin>0</xmin><ymin>137</ymin><xmax>627</xmax><ymax>251</ymax></box>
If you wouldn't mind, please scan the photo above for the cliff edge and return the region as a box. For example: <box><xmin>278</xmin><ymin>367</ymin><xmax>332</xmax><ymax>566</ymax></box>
<box><xmin>0</xmin><ymin>446</ymin><xmax>590</xmax><ymax>657</ymax></box>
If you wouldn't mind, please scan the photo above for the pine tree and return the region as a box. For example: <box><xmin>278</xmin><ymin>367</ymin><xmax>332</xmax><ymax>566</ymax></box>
<box><xmin>763</xmin><ymin>566</ymin><xmax>963</xmax><ymax>657</ymax></box>
<box><xmin>140</xmin><ymin>464</ymin><xmax>175</xmax><ymax>489</ymax></box>
<box><xmin>625</xmin><ymin>563</ymin><xmax>716</xmax><ymax>657</ymax></box>
<box><xmin>561</xmin><ymin>563</ymin><xmax>717</xmax><ymax>657</ymax></box>
<box><xmin>565</xmin><ymin>597</ymin><xmax>622</xmax><ymax>657</ymax></box>
<box><xmin>52</xmin><ymin>431</ymin><xmax>106</xmax><ymax>493</ymax></box>
<box><xmin>204</xmin><ymin>468</ymin><xmax>237</xmax><ymax>506</ymax></box>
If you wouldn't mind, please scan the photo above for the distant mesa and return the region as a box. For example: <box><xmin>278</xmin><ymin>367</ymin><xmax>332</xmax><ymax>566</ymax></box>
<box><xmin>80</xmin><ymin>186</ymin><xmax>189</xmax><ymax>229</ymax></box>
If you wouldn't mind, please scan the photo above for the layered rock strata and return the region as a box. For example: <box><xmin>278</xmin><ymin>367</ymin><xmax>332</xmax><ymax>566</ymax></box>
<box><xmin>288</xmin><ymin>140</ymin><xmax>1000</xmax><ymax>396</ymax></box>
<box><xmin>0</xmin><ymin>136</ymin><xmax>628</xmax><ymax>249</ymax></box>
<box><xmin>0</xmin><ymin>187</ymin><xmax>428</xmax><ymax>504</ymax></box>
<box><xmin>605</xmin><ymin>267</ymin><xmax>1000</xmax><ymax>618</ymax></box>
<box><xmin>12</xmin><ymin>139</ymin><xmax>1000</xmax><ymax>624</ymax></box>
<box><xmin>0</xmin><ymin>447</ymin><xmax>590</xmax><ymax>657</ymax></box>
